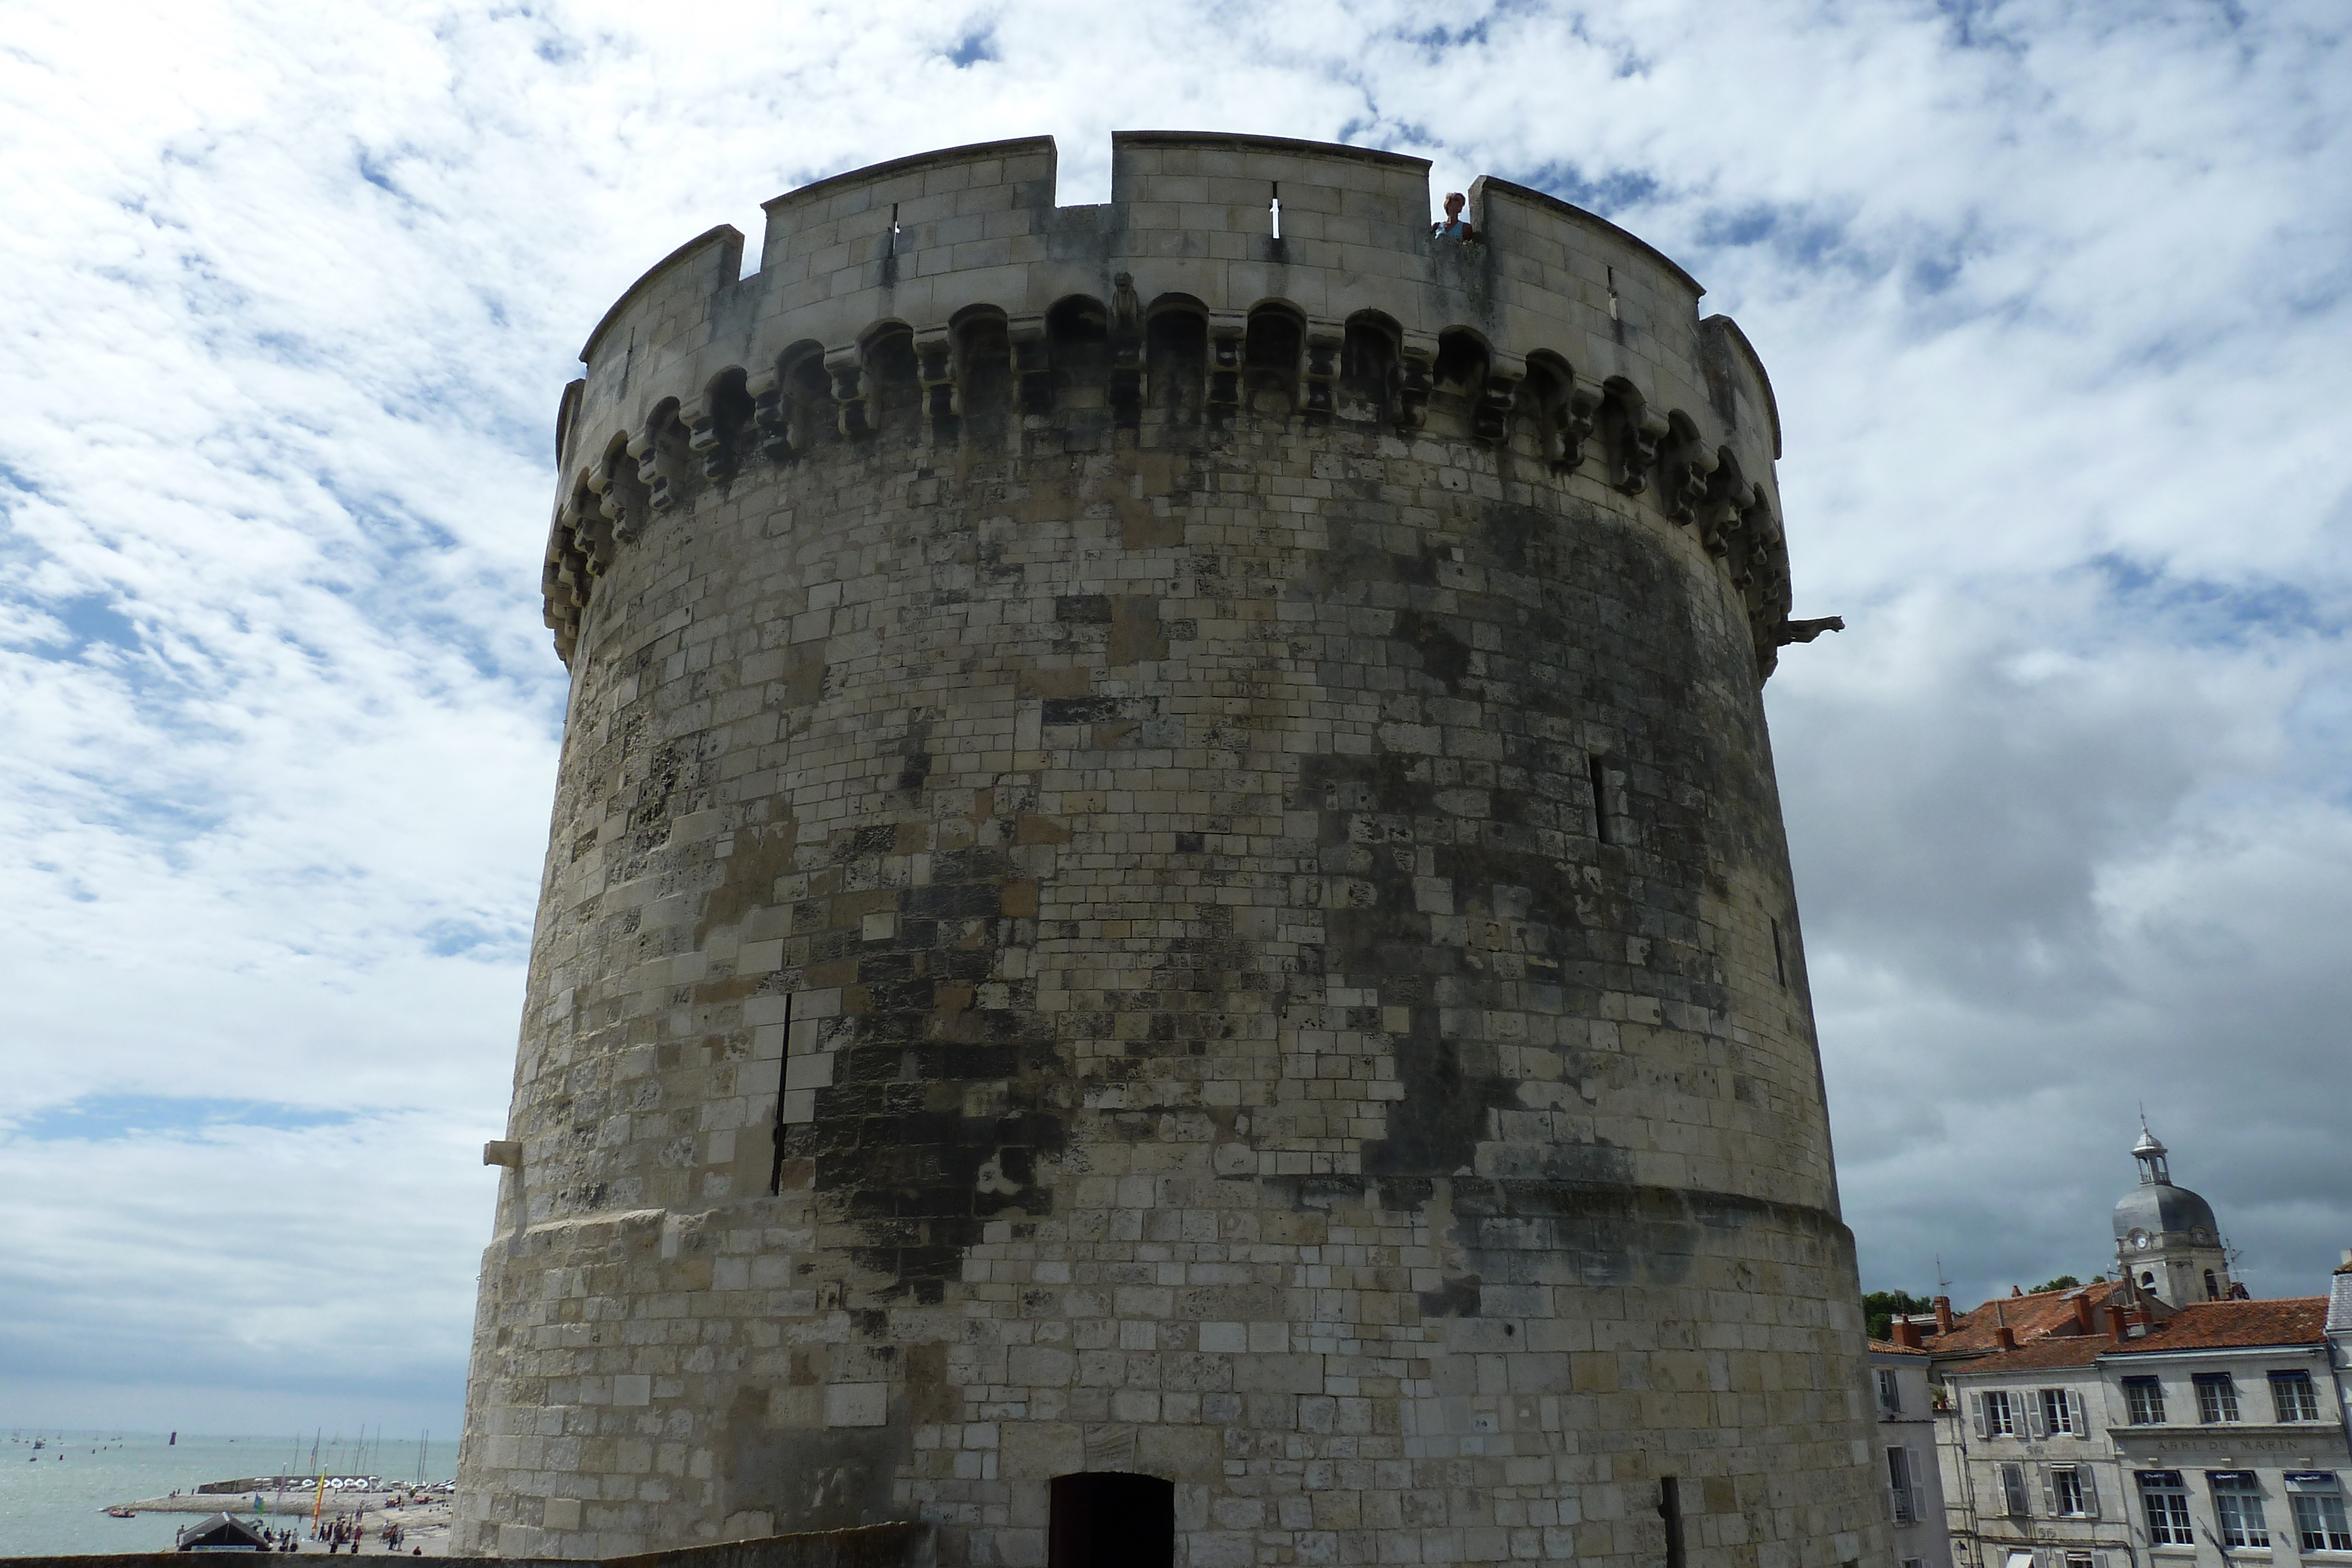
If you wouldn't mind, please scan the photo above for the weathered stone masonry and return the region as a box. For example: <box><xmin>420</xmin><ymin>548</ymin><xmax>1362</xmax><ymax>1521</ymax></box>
<box><xmin>457</xmin><ymin>132</ymin><xmax>1885</xmax><ymax>1568</ymax></box>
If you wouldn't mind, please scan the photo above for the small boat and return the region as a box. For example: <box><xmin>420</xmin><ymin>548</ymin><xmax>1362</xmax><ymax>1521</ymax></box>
<box><xmin>106</xmin><ymin>1507</ymin><xmax>137</xmax><ymax>1519</ymax></box>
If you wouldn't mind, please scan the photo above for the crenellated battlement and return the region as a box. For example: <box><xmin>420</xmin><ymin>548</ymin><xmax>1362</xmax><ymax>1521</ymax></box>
<box><xmin>540</xmin><ymin>132</ymin><xmax>1804</xmax><ymax>676</ymax></box>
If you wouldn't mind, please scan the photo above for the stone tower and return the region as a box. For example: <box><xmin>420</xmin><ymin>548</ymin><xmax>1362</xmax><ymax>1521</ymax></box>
<box><xmin>457</xmin><ymin>132</ymin><xmax>1882</xmax><ymax>1568</ymax></box>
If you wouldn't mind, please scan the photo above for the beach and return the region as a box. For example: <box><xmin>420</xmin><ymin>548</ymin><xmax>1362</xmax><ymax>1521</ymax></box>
<box><xmin>0</xmin><ymin>1433</ymin><xmax>459</xmax><ymax>1557</ymax></box>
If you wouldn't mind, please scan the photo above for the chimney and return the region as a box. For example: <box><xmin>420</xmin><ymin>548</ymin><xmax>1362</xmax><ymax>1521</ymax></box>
<box><xmin>1894</xmin><ymin>1318</ymin><xmax>1923</xmax><ymax>1349</ymax></box>
<box><xmin>2010</xmin><ymin>1285</ymin><xmax>2023</xmax><ymax>1297</ymax></box>
<box><xmin>1996</xmin><ymin>1325</ymin><xmax>2017</xmax><ymax>1350</ymax></box>
<box><xmin>2106</xmin><ymin>1305</ymin><xmax>2127</xmax><ymax>1345</ymax></box>
<box><xmin>2073</xmin><ymin>1293</ymin><xmax>2095</xmax><ymax>1333</ymax></box>
<box><xmin>1934</xmin><ymin>1296</ymin><xmax>1955</xmax><ymax>1333</ymax></box>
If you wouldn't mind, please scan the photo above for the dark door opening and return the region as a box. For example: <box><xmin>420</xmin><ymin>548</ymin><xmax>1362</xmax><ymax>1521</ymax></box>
<box><xmin>1049</xmin><ymin>1472</ymin><xmax>1174</xmax><ymax>1568</ymax></box>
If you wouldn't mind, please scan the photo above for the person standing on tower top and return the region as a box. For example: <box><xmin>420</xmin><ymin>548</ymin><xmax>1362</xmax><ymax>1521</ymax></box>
<box><xmin>1431</xmin><ymin>190</ymin><xmax>1476</xmax><ymax>239</ymax></box>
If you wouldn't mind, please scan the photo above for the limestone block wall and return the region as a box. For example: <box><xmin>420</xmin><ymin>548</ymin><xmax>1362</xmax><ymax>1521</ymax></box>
<box><xmin>461</xmin><ymin>133</ymin><xmax>1881</xmax><ymax>1568</ymax></box>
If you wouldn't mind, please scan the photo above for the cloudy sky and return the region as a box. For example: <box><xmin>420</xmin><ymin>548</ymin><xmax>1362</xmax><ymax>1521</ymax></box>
<box><xmin>2</xmin><ymin>0</ymin><xmax>2346</xmax><ymax>1439</ymax></box>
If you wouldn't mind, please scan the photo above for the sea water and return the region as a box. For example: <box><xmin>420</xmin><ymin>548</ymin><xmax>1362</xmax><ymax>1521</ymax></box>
<box><xmin>0</xmin><ymin>1432</ymin><xmax>459</xmax><ymax>1556</ymax></box>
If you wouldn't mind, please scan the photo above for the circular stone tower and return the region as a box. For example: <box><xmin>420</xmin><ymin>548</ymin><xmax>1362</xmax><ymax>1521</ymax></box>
<box><xmin>457</xmin><ymin>133</ymin><xmax>1882</xmax><ymax>1568</ymax></box>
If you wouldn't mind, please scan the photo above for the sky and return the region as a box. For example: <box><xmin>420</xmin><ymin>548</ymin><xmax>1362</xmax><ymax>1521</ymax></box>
<box><xmin>1</xmin><ymin>0</ymin><xmax>2347</xmax><ymax>1439</ymax></box>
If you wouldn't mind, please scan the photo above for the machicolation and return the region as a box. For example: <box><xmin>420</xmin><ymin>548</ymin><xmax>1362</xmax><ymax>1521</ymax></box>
<box><xmin>462</xmin><ymin>132</ymin><xmax>1882</xmax><ymax>1568</ymax></box>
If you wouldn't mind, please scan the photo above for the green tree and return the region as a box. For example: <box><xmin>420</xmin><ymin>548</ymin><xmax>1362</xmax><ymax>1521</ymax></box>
<box><xmin>1865</xmin><ymin>1289</ymin><xmax>1933</xmax><ymax>1340</ymax></box>
<box><xmin>2028</xmin><ymin>1274</ymin><xmax>2084</xmax><ymax>1294</ymax></box>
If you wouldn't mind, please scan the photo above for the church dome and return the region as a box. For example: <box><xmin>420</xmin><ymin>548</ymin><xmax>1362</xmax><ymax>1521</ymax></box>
<box><xmin>2113</xmin><ymin>1179</ymin><xmax>2219</xmax><ymax>1243</ymax></box>
<box><xmin>2113</xmin><ymin>1121</ymin><xmax>2221</xmax><ymax>1247</ymax></box>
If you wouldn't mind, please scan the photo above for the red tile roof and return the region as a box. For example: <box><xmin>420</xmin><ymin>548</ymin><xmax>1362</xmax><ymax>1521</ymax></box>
<box><xmin>1950</xmin><ymin>1296</ymin><xmax>2328</xmax><ymax>1376</ymax></box>
<box><xmin>1922</xmin><ymin>1282</ymin><xmax>2124</xmax><ymax>1356</ymax></box>
<box><xmin>2107</xmin><ymin>1297</ymin><xmax>2327</xmax><ymax>1353</ymax></box>
<box><xmin>1868</xmin><ymin>1338</ymin><xmax>1932</xmax><ymax>1358</ymax></box>
<box><xmin>1947</xmin><ymin>1336</ymin><xmax>2112</xmax><ymax>1374</ymax></box>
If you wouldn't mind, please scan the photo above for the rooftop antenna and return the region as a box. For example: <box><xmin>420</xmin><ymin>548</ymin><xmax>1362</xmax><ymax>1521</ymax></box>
<box><xmin>1934</xmin><ymin>1255</ymin><xmax>1952</xmax><ymax>1296</ymax></box>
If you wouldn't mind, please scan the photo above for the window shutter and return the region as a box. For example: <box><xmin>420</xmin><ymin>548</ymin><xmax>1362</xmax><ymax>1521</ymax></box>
<box><xmin>2067</xmin><ymin>1388</ymin><xmax>2086</xmax><ymax>1435</ymax></box>
<box><xmin>2027</xmin><ymin>1393</ymin><xmax>2048</xmax><ymax>1439</ymax></box>
<box><xmin>1973</xmin><ymin>1392</ymin><xmax>1989</xmax><ymax>1439</ymax></box>
<box><xmin>2080</xmin><ymin>1467</ymin><xmax>2100</xmax><ymax>1520</ymax></box>
<box><xmin>2041</xmin><ymin>1468</ymin><xmax>2058</xmax><ymax>1517</ymax></box>
<box><xmin>1909</xmin><ymin>1446</ymin><xmax>1925</xmax><ymax>1527</ymax></box>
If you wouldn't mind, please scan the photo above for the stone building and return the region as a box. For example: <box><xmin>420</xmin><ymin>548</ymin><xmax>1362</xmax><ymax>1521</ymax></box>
<box><xmin>1933</xmin><ymin>1295</ymin><xmax>2347</xmax><ymax>1568</ymax></box>
<box><xmin>1869</xmin><ymin>1339</ymin><xmax>1955</xmax><ymax>1568</ymax></box>
<box><xmin>455</xmin><ymin>132</ymin><xmax>1879</xmax><ymax>1568</ymax></box>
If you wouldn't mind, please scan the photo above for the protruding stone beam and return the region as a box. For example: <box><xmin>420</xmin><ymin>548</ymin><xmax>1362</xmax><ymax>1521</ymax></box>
<box><xmin>914</xmin><ymin>326</ymin><xmax>958</xmax><ymax>422</ymax></box>
<box><xmin>1776</xmin><ymin>614</ymin><xmax>1845</xmax><ymax>645</ymax></box>
<box><xmin>1008</xmin><ymin>315</ymin><xmax>1052</xmax><ymax>413</ymax></box>
<box><xmin>747</xmin><ymin>368</ymin><xmax>795</xmax><ymax>464</ymax></box>
<box><xmin>824</xmin><ymin>346</ymin><xmax>870</xmax><ymax>439</ymax></box>
<box><xmin>1206</xmin><ymin>311</ymin><xmax>1247</xmax><ymax>412</ymax></box>
<box><xmin>1299</xmin><ymin>319</ymin><xmax>1344</xmax><ymax>422</ymax></box>
<box><xmin>1395</xmin><ymin>330</ymin><xmax>1438</xmax><ymax>432</ymax></box>
<box><xmin>1474</xmin><ymin>351</ymin><xmax>1526</xmax><ymax>446</ymax></box>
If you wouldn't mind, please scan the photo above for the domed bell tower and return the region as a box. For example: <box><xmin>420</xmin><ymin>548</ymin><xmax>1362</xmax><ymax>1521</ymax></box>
<box><xmin>2113</xmin><ymin>1123</ymin><xmax>2236</xmax><ymax>1306</ymax></box>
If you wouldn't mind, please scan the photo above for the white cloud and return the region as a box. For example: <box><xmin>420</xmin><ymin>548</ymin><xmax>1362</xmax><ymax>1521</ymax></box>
<box><xmin>2</xmin><ymin>0</ymin><xmax>2347</xmax><ymax>1430</ymax></box>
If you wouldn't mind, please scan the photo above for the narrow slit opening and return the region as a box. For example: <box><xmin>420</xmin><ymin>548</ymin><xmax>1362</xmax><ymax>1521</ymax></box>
<box><xmin>1770</xmin><ymin>919</ymin><xmax>1787</xmax><ymax>989</ymax></box>
<box><xmin>1661</xmin><ymin>1477</ymin><xmax>1685</xmax><ymax>1568</ymax></box>
<box><xmin>1588</xmin><ymin>755</ymin><xmax>1612</xmax><ymax>845</ymax></box>
<box><xmin>767</xmin><ymin>991</ymin><xmax>799</xmax><ymax>1193</ymax></box>
<box><xmin>1269</xmin><ymin>183</ymin><xmax>1281</xmax><ymax>240</ymax></box>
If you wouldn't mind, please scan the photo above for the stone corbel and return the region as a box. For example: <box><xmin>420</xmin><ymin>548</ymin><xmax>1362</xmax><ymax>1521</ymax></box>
<box><xmin>1695</xmin><ymin>456</ymin><xmax>1749</xmax><ymax>556</ymax></box>
<box><xmin>914</xmin><ymin>326</ymin><xmax>958</xmax><ymax>422</ymax></box>
<box><xmin>824</xmin><ymin>346</ymin><xmax>870</xmax><ymax>439</ymax></box>
<box><xmin>1206</xmin><ymin>312</ymin><xmax>1247</xmax><ymax>411</ymax></box>
<box><xmin>1555</xmin><ymin>376</ymin><xmax>1603</xmax><ymax>472</ymax></box>
<box><xmin>597</xmin><ymin>465</ymin><xmax>644</xmax><ymax>545</ymax></box>
<box><xmin>1663</xmin><ymin>432</ymin><xmax>1720</xmax><ymax>528</ymax></box>
<box><xmin>746</xmin><ymin>368</ymin><xmax>795</xmax><ymax>464</ymax></box>
<box><xmin>1474</xmin><ymin>351</ymin><xmax>1527</xmax><ymax>446</ymax></box>
<box><xmin>572</xmin><ymin>501</ymin><xmax>616</xmax><ymax>576</ymax></box>
<box><xmin>1008</xmin><ymin>315</ymin><xmax>1052</xmax><ymax>413</ymax></box>
<box><xmin>680</xmin><ymin>395</ymin><xmax>735</xmax><ymax>483</ymax></box>
<box><xmin>1605</xmin><ymin>383</ymin><xmax>1669</xmax><ymax>496</ymax></box>
<box><xmin>627</xmin><ymin>423</ymin><xmax>674</xmax><ymax>511</ymax></box>
<box><xmin>1299</xmin><ymin>319</ymin><xmax>1345</xmax><ymax>420</ymax></box>
<box><xmin>1109</xmin><ymin>275</ymin><xmax>1145</xmax><ymax>426</ymax></box>
<box><xmin>1395</xmin><ymin>332</ymin><xmax>1438</xmax><ymax>431</ymax></box>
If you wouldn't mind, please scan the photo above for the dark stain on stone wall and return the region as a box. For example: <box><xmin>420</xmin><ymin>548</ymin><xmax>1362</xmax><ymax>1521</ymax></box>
<box><xmin>784</xmin><ymin>813</ymin><xmax>1066</xmax><ymax>1304</ymax></box>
